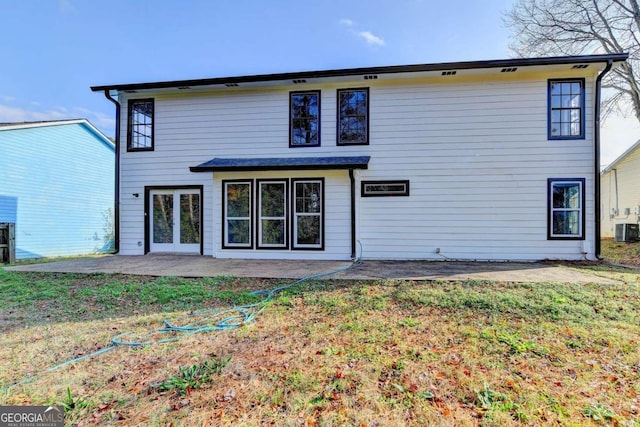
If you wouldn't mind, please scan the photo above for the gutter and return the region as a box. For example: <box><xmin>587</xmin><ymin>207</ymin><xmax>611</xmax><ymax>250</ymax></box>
<box><xmin>102</xmin><ymin>90</ymin><xmax>121</xmax><ymax>254</ymax></box>
<box><xmin>594</xmin><ymin>59</ymin><xmax>614</xmax><ymax>259</ymax></box>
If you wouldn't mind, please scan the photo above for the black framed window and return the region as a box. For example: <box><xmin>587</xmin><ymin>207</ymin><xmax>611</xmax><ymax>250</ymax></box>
<box><xmin>548</xmin><ymin>79</ymin><xmax>585</xmax><ymax>140</ymax></box>
<box><xmin>222</xmin><ymin>180</ymin><xmax>253</xmax><ymax>248</ymax></box>
<box><xmin>361</xmin><ymin>180</ymin><xmax>410</xmax><ymax>197</ymax></box>
<box><xmin>337</xmin><ymin>88</ymin><xmax>369</xmax><ymax>145</ymax></box>
<box><xmin>547</xmin><ymin>178</ymin><xmax>585</xmax><ymax>240</ymax></box>
<box><xmin>257</xmin><ymin>180</ymin><xmax>288</xmax><ymax>249</ymax></box>
<box><xmin>221</xmin><ymin>178</ymin><xmax>324</xmax><ymax>251</ymax></box>
<box><xmin>290</xmin><ymin>91</ymin><xmax>320</xmax><ymax>147</ymax></box>
<box><xmin>292</xmin><ymin>179</ymin><xmax>324</xmax><ymax>249</ymax></box>
<box><xmin>127</xmin><ymin>98</ymin><xmax>154</xmax><ymax>151</ymax></box>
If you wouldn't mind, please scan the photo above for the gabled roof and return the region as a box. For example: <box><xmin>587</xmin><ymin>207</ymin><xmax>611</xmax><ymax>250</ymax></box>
<box><xmin>602</xmin><ymin>139</ymin><xmax>640</xmax><ymax>174</ymax></box>
<box><xmin>190</xmin><ymin>156</ymin><xmax>370</xmax><ymax>172</ymax></box>
<box><xmin>0</xmin><ymin>119</ymin><xmax>114</xmax><ymax>151</ymax></box>
<box><xmin>91</xmin><ymin>53</ymin><xmax>628</xmax><ymax>94</ymax></box>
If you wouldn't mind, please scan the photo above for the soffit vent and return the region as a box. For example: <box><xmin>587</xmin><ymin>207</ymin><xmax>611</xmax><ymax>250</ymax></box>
<box><xmin>441</xmin><ymin>70</ymin><xmax>457</xmax><ymax>76</ymax></box>
<box><xmin>225</xmin><ymin>83</ymin><xmax>239</xmax><ymax>87</ymax></box>
<box><xmin>364</xmin><ymin>75</ymin><xmax>378</xmax><ymax>80</ymax></box>
<box><xmin>177</xmin><ymin>86</ymin><xmax>191</xmax><ymax>90</ymax></box>
<box><xmin>501</xmin><ymin>67</ymin><xmax>518</xmax><ymax>73</ymax></box>
<box><xmin>293</xmin><ymin>79</ymin><xmax>307</xmax><ymax>84</ymax></box>
<box><xmin>572</xmin><ymin>64</ymin><xmax>589</xmax><ymax>69</ymax></box>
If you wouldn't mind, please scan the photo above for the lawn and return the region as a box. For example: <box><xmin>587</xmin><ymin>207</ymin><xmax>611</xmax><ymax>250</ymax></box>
<box><xmin>601</xmin><ymin>238</ymin><xmax>640</xmax><ymax>267</ymax></box>
<box><xmin>0</xmin><ymin>265</ymin><xmax>639</xmax><ymax>426</ymax></box>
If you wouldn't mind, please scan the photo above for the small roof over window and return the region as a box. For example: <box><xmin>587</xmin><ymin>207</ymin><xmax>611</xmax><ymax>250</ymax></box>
<box><xmin>190</xmin><ymin>156</ymin><xmax>370</xmax><ymax>172</ymax></box>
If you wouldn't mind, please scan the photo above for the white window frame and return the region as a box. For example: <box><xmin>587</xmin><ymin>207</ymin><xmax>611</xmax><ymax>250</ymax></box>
<box><xmin>257</xmin><ymin>180</ymin><xmax>288</xmax><ymax>249</ymax></box>
<box><xmin>223</xmin><ymin>180</ymin><xmax>253</xmax><ymax>249</ymax></box>
<box><xmin>548</xmin><ymin>178</ymin><xmax>585</xmax><ymax>240</ymax></box>
<box><xmin>292</xmin><ymin>179</ymin><xmax>324</xmax><ymax>250</ymax></box>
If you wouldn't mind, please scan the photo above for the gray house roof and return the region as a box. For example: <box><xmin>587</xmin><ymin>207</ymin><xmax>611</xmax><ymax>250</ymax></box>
<box><xmin>190</xmin><ymin>156</ymin><xmax>371</xmax><ymax>172</ymax></box>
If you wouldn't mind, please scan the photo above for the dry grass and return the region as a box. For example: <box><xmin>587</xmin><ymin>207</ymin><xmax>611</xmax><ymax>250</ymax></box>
<box><xmin>601</xmin><ymin>238</ymin><xmax>640</xmax><ymax>267</ymax></box>
<box><xmin>1</xmin><ymin>267</ymin><xmax>639</xmax><ymax>426</ymax></box>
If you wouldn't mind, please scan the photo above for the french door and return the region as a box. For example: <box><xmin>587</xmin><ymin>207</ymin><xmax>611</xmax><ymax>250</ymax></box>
<box><xmin>148</xmin><ymin>188</ymin><xmax>201</xmax><ymax>253</ymax></box>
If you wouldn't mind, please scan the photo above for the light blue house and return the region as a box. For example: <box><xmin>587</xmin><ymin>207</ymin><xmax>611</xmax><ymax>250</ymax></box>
<box><xmin>0</xmin><ymin>119</ymin><xmax>115</xmax><ymax>259</ymax></box>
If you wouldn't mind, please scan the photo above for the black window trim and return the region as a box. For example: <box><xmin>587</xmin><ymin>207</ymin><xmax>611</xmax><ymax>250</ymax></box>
<box><xmin>361</xmin><ymin>180</ymin><xmax>410</xmax><ymax>197</ymax></box>
<box><xmin>221</xmin><ymin>178</ymin><xmax>325</xmax><ymax>251</ymax></box>
<box><xmin>222</xmin><ymin>179</ymin><xmax>254</xmax><ymax>249</ymax></box>
<box><xmin>291</xmin><ymin>177</ymin><xmax>325</xmax><ymax>251</ymax></box>
<box><xmin>547</xmin><ymin>177</ymin><xmax>586</xmax><ymax>240</ymax></box>
<box><xmin>256</xmin><ymin>179</ymin><xmax>289</xmax><ymax>250</ymax></box>
<box><xmin>143</xmin><ymin>185</ymin><xmax>204</xmax><ymax>255</ymax></box>
<box><xmin>289</xmin><ymin>90</ymin><xmax>321</xmax><ymax>148</ymax></box>
<box><xmin>127</xmin><ymin>98</ymin><xmax>155</xmax><ymax>152</ymax></box>
<box><xmin>547</xmin><ymin>78</ymin><xmax>586</xmax><ymax>141</ymax></box>
<box><xmin>336</xmin><ymin>87</ymin><xmax>370</xmax><ymax>146</ymax></box>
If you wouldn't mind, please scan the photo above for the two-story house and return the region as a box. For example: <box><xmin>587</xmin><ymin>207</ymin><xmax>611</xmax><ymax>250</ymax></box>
<box><xmin>92</xmin><ymin>53</ymin><xmax>627</xmax><ymax>261</ymax></box>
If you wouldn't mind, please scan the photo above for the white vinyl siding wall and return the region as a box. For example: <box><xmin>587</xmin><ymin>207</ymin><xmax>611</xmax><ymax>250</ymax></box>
<box><xmin>356</xmin><ymin>78</ymin><xmax>595</xmax><ymax>260</ymax></box>
<box><xmin>118</xmin><ymin>72</ymin><xmax>597</xmax><ymax>260</ymax></box>
<box><xmin>601</xmin><ymin>145</ymin><xmax>640</xmax><ymax>238</ymax></box>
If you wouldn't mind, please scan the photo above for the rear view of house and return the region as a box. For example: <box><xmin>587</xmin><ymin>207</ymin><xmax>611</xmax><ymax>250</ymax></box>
<box><xmin>0</xmin><ymin>119</ymin><xmax>115</xmax><ymax>260</ymax></box>
<box><xmin>92</xmin><ymin>53</ymin><xmax>627</xmax><ymax>261</ymax></box>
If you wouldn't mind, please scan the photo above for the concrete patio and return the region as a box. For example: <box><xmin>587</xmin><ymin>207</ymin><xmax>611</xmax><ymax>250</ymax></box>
<box><xmin>5</xmin><ymin>254</ymin><xmax>620</xmax><ymax>284</ymax></box>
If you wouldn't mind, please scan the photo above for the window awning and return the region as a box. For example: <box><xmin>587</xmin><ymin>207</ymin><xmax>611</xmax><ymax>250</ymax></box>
<box><xmin>190</xmin><ymin>156</ymin><xmax>370</xmax><ymax>172</ymax></box>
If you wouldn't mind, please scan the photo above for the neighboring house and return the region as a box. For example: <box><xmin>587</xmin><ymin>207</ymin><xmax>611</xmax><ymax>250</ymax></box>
<box><xmin>601</xmin><ymin>140</ymin><xmax>640</xmax><ymax>239</ymax></box>
<box><xmin>91</xmin><ymin>53</ymin><xmax>626</xmax><ymax>261</ymax></box>
<box><xmin>0</xmin><ymin>119</ymin><xmax>115</xmax><ymax>259</ymax></box>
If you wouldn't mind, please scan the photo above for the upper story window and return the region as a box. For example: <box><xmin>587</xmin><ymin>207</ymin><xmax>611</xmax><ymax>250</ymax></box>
<box><xmin>548</xmin><ymin>178</ymin><xmax>585</xmax><ymax>240</ymax></box>
<box><xmin>548</xmin><ymin>79</ymin><xmax>585</xmax><ymax>140</ymax></box>
<box><xmin>337</xmin><ymin>88</ymin><xmax>369</xmax><ymax>145</ymax></box>
<box><xmin>127</xmin><ymin>98</ymin><xmax>154</xmax><ymax>151</ymax></box>
<box><xmin>290</xmin><ymin>91</ymin><xmax>320</xmax><ymax>147</ymax></box>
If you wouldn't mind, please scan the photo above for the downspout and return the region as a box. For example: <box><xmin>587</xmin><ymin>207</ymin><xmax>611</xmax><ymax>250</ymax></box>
<box><xmin>613</xmin><ymin>168</ymin><xmax>619</xmax><ymax>214</ymax></box>
<box><xmin>103</xmin><ymin>90</ymin><xmax>121</xmax><ymax>254</ymax></box>
<box><xmin>349</xmin><ymin>169</ymin><xmax>356</xmax><ymax>259</ymax></box>
<box><xmin>594</xmin><ymin>59</ymin><xmax>613</xmax><ymax>259</ymax></box>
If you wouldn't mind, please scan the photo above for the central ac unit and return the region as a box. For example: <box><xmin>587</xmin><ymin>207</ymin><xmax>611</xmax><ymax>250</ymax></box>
<box><xmin>615</xmin><ymin>223</ymin><xmax>640</xmax><ymax>242</ymax></box>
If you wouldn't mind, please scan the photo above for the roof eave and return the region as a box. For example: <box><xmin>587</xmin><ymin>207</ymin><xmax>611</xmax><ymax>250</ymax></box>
<box><xmin>602</xmin><ymin>138</ymin><xmax>640</xmax><ymax>173</ymax></box>
<box><xmin>91</xmin><ymin>53</ymin><xmax>629</xmax><ymax>93</ymax></box>
<box><xmin>189</xmin><ymin>156</ymin><xmax>371</xmax><ymax>173</ymax></box>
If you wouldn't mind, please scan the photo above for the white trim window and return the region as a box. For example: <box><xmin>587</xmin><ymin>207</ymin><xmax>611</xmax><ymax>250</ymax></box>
<box><xmin>548</xmin><ymin>178</ymin><xmax>585</xmax><ymax>240</ymax></box>
<box><xmin>293</xmin><ymin>179</ymin><xmax>324</xmax><ymax>249</ymax></box>
<box><xmin>223</xmin><ymin>180</ymin><xmax>252</xmax><ymax>248</ymax></box>
<box><xmin>258</xmin><ymin>180</ymin><xmax>288</xmax><ymax>249</ymax></box>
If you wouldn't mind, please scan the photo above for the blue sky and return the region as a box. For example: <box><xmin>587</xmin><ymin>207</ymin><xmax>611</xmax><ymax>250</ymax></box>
<box><xmin>1</xmin><ymin>0</ymin><xmax>638</xmax><ymax>165</ymax></box>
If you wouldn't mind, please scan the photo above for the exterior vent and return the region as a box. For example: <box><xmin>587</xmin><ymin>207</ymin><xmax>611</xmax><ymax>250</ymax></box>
<box><xmin>441</xmin><ymin>71</ymin><xmax>457</xmax><ymax>76</ymax></box>
<box><xmin>293</xmin><ymin>79</ymin><xmax>307</xmax><ymax>84</ymax></box>
<box><xmin>501</xmin><ymin>67</ymin><xmax>517</xmax><ymax>73</ymax></box>
<box><xmin>572</xmin><ymin>64</ymin><xmax>589</xmax><ymax>69</ymax></box>
<box><xmin>177</xmin><ymin>86</ymin><xmax>191</xmax><ymax>90</ymax></box>
<box><xmin>225</xmin><ymin>83</ymin><xmax>239</xmax><ymax>87</ymax></box>
<box><xmin>615</xmin><ymin>223</ymin><xmax>639</xmax><ymax>242</ymax></box>
<box><xmin>123</xmin><ymin>90</ymin><xmax>137</xmax><ymax>93</ymax></box>
<box><xmin>364</xmin><ymin>75</ymin><xmax>378</xmax><ymax>80</ymax></box>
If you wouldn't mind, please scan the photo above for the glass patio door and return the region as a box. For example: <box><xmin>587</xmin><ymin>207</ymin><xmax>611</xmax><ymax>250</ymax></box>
<box><xmin>149</xmin><ymin>189</ymin><xmax>201</xmax><ymax>253</ymax></box>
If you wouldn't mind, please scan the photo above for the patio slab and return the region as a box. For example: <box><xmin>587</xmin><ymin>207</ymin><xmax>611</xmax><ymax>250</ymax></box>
<box><xmin>5</xmin><ymin>254</ymin><xmax>620</xmax><ymax>284</ymax></box>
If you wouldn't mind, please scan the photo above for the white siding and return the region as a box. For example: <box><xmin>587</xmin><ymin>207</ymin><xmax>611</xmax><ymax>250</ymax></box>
<box><xmin>118</xmin><ymin>71</ymin><xmax>598</xmax><ymax>260</ymax></box>
<box><xmin>601</xmin><ymin>145</ymin><xmax>640</xmax><ymax>238</ymax></box>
